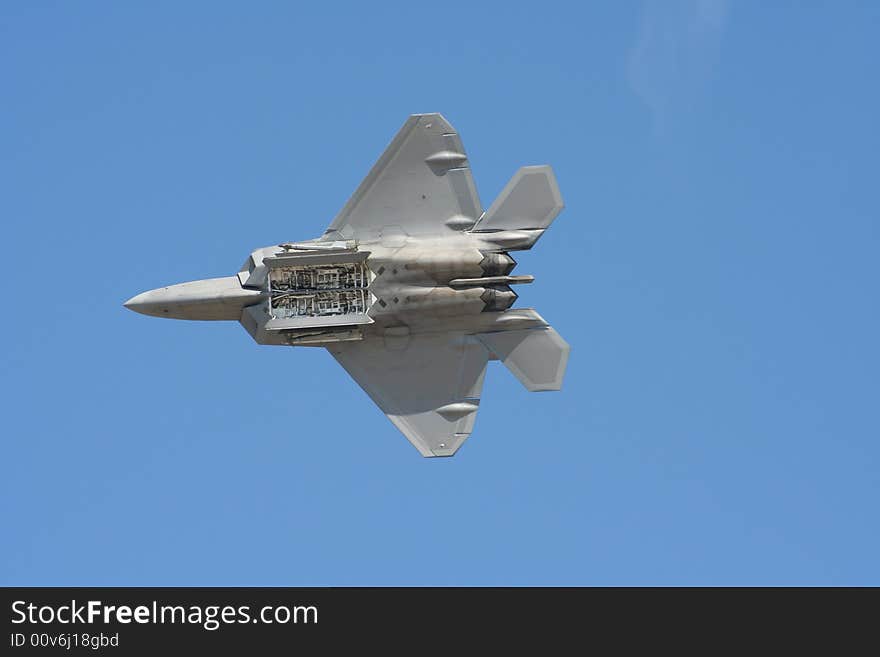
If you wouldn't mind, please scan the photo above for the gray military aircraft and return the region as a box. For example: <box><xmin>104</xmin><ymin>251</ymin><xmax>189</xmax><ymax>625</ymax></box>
<box><xmin>125</xmin><ymin>114</ymin><xmax>569</xmax><ymax>456</ymax></box>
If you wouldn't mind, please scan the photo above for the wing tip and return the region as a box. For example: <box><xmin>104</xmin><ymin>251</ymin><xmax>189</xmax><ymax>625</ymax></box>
<box><xmin>390</xmin><ymin>415</ymin><xmax>473</xmax><ymax>458</ymax></box>
<box><xmin>410</xmin><ymin>112</ymin><xmax>455</xmax><ymax>134</ymax></box>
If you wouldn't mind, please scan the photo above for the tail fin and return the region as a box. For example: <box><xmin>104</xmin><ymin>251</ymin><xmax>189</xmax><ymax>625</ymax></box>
<box><xmin>477</xmin><ymin>326</ymin><xmax>569</xmax><ymax>392</ymax></box>
<box><xmin>474</xmin><ymin>165</ymin><xmax>564</xmax><ymax>233</ymax></box>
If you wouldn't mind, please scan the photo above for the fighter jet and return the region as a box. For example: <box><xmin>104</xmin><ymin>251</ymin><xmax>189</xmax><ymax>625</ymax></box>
<box><xmin>124</xmin><ymin>114</ymin><xmax>569</xmax><ymax>457</ymax></box>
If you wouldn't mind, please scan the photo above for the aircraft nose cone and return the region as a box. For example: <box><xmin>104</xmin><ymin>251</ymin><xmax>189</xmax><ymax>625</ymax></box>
<box><xmin>123</xmin><ymin>277</ymin><xmax>265</xmax><ymax>320</ymax></box>
<box><xmin>123</xmin><ymin>293</ymin><xmax>140</xmax><ymax>309</ymax></box>
<box><xmin>123</xmin><ymin>290</ymin><xmax>164</xmax><ymax>316</ymax></box>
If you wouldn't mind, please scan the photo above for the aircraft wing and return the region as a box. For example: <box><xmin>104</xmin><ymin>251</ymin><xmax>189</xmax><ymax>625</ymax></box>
<box><xmin>322</xmin><ymin>113</ymin><xmax>482</xmax><ymax>240</ymax></box>
<box><xmin>327</xmin><ymin>333</ymin><xmax>489</xmax><ymax>456</ymax></box>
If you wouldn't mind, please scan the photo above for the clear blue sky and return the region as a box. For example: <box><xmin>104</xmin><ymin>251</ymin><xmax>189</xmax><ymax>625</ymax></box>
<box><xmin>2</xmin><ymin>2</ymin><xmax>878</xmax><ymax>585</ymax></box>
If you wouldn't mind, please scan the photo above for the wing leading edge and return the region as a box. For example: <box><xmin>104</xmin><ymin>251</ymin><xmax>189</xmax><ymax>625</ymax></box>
<box><xmin>327</xmin><ymin>333</ymin><xmax>489</xmax><ymax>457</ymax></box>
<box><xmin>322</xmin><ymin>114</ymin><xmax>482</xmax><ymax>240</ymax></box>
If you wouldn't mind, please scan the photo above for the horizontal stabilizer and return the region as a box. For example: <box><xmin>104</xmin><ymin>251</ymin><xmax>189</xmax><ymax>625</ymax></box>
<box><xmin>474</xmin><ymin>165</ymin><xmax>563</xmax><ymax>232</ymax></box>
<box><xmin>477</xmin><ymin>326</ymin><xmax>569</xmax><ymax>392</ymax></box>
